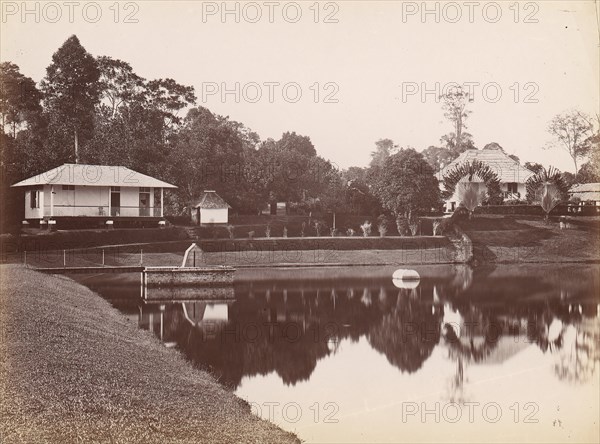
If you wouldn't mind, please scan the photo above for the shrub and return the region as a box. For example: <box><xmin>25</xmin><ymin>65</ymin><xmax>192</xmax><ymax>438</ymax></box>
<box><xmin>433</xmin><ymin>219</ymin><xmax>441</xmax><ymax>235</ymax></box>
<box><xmin>248</xmin><ymin>230</ymin><xmax>255</xmax><ymax>239</ymax></box>
<box><xmin>283</xmin><ymin>226</ymin><xmax>288</xmax><ymax>238</ymax></box>
<box><xmin>377</xmin><ymin>214</ymin><xmax>390</xmax><ymax>237</ymax></box>
<box><xmin>408</xmin><ymin>219</ymin><xmax>420</xmax><ymax>236</ymax></box>
<box><xmin>395</xmin><ymin>216</ymin><xmax>410</xmax><ymax>236</ymax></box>
<box><xmin>433</xmin><ymin>217</ymin><xmax>453</xmax><ymax>235</ymax></box>
<box><xmin>503</xmin><ymin>199</ymin><xmax>528</xmax><ymax>205</ymax></box>
<box><xmin>265</xmin><ymin>225</ymin><xmax>271</xmax><ymax>238</ymax></box>
<box><xmin>300</xmin><ymin>221</ymin><xmax>306</xmax><ymax>237</ymax></box>
<box><xmin>360</xmin><ymin>221</ymin><xmax>372</xmax><ymax>237</ymax></box>
<box><xmin>226</xmin><ymin>224</ymin><xmax>235</xmax><ymax>239</ymax></box>
<box><xmin>347</xmin><ymin>228</ymin><xmax>355</xmax><ymax>236</ymax></box>
<box><xmin>330</xmin><ymin>228</ymin><xmax>338</xmax><ymax>237</ymax></box>
<box><xmin>314</xmin><ymin>220</ymin><xmax>325</xmax><ymax>237</ymax></box>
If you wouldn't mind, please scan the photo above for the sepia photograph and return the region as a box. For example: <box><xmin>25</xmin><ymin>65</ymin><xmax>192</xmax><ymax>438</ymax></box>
<box><xmin>1</xmin><ymin>1</ymin><xmax>599</xmax><ymax>443</ymax></box>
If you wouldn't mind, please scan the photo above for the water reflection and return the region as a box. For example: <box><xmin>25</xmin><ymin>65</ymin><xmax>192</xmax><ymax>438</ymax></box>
<box><xmin>76</xmin><ymin>265</ymin><xmax>600</xmax><ymax>442</ymax></box>
<box><xmin>83</xmin><ymin>265</ymin><xmax>600</xmax><ymax>391</ymax></box>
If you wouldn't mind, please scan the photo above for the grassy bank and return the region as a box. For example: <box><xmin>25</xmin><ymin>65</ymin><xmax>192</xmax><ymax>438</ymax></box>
<box><xmin>458</xmin><ymin>215</ymin><xmax>600</xmax><ymax>263</ymax></box>
<box><xmin>1</xmin><ymin>227</ymin><xmax>189</xmax><ymax>254</ymax></box>
<box><xmin>0</xmin><ymin>265</ymin><xmax>299</xmax><ymax>443</ymax></box>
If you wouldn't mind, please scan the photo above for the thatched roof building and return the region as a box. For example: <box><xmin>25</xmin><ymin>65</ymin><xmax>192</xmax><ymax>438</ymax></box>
<box><xmin>569</xmin><ymin>183</ymin><xmax>600</xmax><ymax>202</ymax></box>
<box><xmin>436</xmin><ymin>143</ymin><xmax>534</xmax><ymax>184</ymax></box>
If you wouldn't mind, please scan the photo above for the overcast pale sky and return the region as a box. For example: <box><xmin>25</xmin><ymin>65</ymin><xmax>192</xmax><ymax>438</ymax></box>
<box><xmin>1</xmin><ymin>1</ymin><xmax>598</xmax><ymax>171</ymax></box>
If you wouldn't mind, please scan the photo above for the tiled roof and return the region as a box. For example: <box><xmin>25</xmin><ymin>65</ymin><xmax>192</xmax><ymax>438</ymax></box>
<box><xmin>436</xmin><ymin>144</ymin><xmax>534</xmax><ymax>183</ymax></box>
<box><xmin>11</xmin><ymin>164</ymin><xmax>177</xmax><ymax>188</ymax></box>
<box><xmin>194</xmin><ymin>191</ymin><xmax>231</xmax><ymax>209</ymax></box>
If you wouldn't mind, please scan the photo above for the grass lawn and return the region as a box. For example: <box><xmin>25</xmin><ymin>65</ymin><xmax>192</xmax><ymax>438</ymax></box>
<box><xmin>0</xmin><ymin>264</ymin><xmax>299</xmax><ymax>444</ymax></box>
<box><xmin>458</xmin><ymin>215</ymin><xmax>600</xmax><ymax>263</ymax></box>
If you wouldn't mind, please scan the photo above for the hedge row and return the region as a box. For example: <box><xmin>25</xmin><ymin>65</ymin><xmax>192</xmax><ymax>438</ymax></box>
<box><xmin>0</xmin><ymin>227</ymin><xmax>189</xmax><ymax>253</ymax></box>
<box><xmin>197</xmin><ymin>236</ymin><xmax>449</xmax><ymax>252</ymax></box>
<box><xmin>472</xmin><ymin>204</ymin><xmax>589</xmax><ymax>216</ymax></box>
<box><xmin>94</xmin><ymin>236</ymin><xmax>451</xmax><ymax>255</ymax></box>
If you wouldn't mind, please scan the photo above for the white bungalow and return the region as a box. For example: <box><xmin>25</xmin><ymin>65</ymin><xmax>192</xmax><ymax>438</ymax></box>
<box><xmin>436</xmin><ymin>143</ymin><xmax>534</xmax><ymax>212</ymax></box>
<box><xmin>12</xmin><ymin>163</ymin><xmax>177</xmax><ymax>225</ymax></box>
<box><xmin>192</xmin><ymin>190</ymin><xmax>231</xmax><ymax>225</ymax></box>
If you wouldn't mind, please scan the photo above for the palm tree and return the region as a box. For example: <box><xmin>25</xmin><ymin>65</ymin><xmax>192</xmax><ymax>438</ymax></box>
<box><xmin>525</xmin><ymin>166</ymin><xmax>569</xmax><ymax>221</ymax></box>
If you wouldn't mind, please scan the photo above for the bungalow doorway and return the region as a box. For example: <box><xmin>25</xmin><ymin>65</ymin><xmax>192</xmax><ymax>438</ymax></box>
<box><xmin>110</xmin><ymin>187</ymin><xmax>120</xmax><ymax>216</ymax></box>
<box><xmin>139</xmin><ymin>188</ymin><xmax>150</xmax><ymax>217</ymax></box>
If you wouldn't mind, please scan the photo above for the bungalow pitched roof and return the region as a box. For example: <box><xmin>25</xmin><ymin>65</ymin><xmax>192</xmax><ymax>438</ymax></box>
<box><xmin>194</xmin><ymin>191</ymin><xmax>231</xmax><ymax>209</ymax></box>
<box><xmin>11</xmin><ymin>164</ymin><xmax>177</xmax><ymax>188</ymax></box>
<box><xmin>569</xmin><ymin>183</ymin><xmax>600</xmax><ymax>193</ymax></box>
<box><xmin>569</xmin><ymin>182</ymin><xmax>600</xmax><ymax>201</ymax></box>
<box><xmin>436</xmin><ymin>143</ymin><xmax>534</xmax><ymax>184</ymax></box>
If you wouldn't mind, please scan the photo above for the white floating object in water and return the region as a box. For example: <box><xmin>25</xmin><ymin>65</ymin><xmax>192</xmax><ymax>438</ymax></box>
<box><xmin>393</xmin><ymin>279</ymin><xmax>420</xmax><ymax>289</ymax></box>
<box><xmin>392</xmin><ymin>269</ymin><xmax>420</xmax><ymax>281</ymax></box>
<box><xmin>392</xmin><ymin>269</ymin><xmax>420</xmax><ymax>289</ymax></box>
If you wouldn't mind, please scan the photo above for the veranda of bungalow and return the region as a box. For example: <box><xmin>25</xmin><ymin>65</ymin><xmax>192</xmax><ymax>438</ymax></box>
<box><xmin>12</xmin><ymin>164</ymin><xmax>177</xmax><ymax>225</ymax></box>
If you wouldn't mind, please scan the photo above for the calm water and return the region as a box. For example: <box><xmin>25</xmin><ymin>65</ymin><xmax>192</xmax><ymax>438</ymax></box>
<box><xmin>79</xmin><ymin>264</ymin><xmax>600</xmax><ymax>443</ymax></box>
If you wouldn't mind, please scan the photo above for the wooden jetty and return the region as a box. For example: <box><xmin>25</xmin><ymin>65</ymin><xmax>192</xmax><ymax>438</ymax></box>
<box><xmin>142</xmin><ymin>266</ymin><xmax>234</xmax><ymax>287</ymax></box>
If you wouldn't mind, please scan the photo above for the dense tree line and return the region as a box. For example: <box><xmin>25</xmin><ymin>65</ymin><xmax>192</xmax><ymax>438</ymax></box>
<box><xmin>1</xmin><ymin>35</ymin><xmax>598</xmax><ymax>233</ymax></box>
<box><xmin>0</xmin><ymin>36</ymin><xmax>387</xmax><ymax>232</ymax></box>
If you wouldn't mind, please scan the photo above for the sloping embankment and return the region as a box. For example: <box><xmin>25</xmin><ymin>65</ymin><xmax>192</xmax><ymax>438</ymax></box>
<box><xmin>458</xmin><ymin>215</ymin><xmax>600</xmax><ymax>263</ymax></box>
<box><xmin>0</xmin><ymin>264</ymin><xmax>299</xmax><ymax>444</ymax></box>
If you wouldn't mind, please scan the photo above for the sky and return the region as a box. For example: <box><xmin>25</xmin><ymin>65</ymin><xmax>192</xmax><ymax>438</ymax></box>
<box><xmin>1</xmin><ymin>0</ymin><xmax>599</xmax><ymax>172</ymax></box>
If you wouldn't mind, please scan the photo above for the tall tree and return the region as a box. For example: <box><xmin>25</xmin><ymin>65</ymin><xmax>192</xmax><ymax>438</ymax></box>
<box><xmin>547</xmin><ymin>110</ymin><xmax>594</xmax><ymax>173</ymax></box>
<box><xmin>167</xmin><ymin>107</ymin><xmax>250</xmax><ymax>212</ymax></box>
<box><xmin>440</xmin><ymin>86</ymin><xmax>472</xmax><ymax>152</ymax></box>
<box><xmin>576</xmin><ymin>161</ymin><xmax>600</xmax><ymax>183</ymax></box>
<box><xmin>96</xmin><ymin>56</ymin><xmax>145</xmax><ymax>117</ymax></box>
<box><xmin>369</xmin><ymin>138</ymin><xmax>397</xmax><ymax>168</ymax></box>
<box><xmin>341</xmin><ymin>167</ymin><xmax>382</xmax><ymax>216</ymax></box>
<box><xmin>86</xmin><ymin>57</ymin><xmax>196</xmax><ymax>173</ymax></box>
<box><xmin>40</xmin><ymin>35</ymin><xmax>100</xmax><ymax>163</ymax></box>
<box><xmin>577</xmin><ymin>113</ymin><xmax>600</xmax><ymax>182</ymax></box>
<box><xmin>421</xmin><ymin>145</ymin><xmax>459</xmax><ymax>171</ymax></box>
<box><xmin>440</xmin><ymin>132</ymin><xmax>476</xmax><ymax>153</ymax></box>
<box><xmin>145</xmin><ymin>78</ymin><xmax>196</xmax><ymax>131</ymax></box>
<box><xmin>0</xmin><ymin>62</ymin><xmax>42</xmax><ymax>137</ymax></box>
<box><xmin>370</xmin><ymin>148</ymin><xmax>441</xmax><ymax>225</ymax></box>
<box><xmin>276</xmin><ymin>131</ymin><xmax>317</xmax><ymax>157</ymax></box>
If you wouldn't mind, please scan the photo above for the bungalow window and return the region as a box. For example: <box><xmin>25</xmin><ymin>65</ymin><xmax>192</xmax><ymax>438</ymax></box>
<box><xmin>506</xmin><ymin>183</ymin><xmax>518</xmax><ymax>193</ymax></box>
<box><xmin>30</xmin><ymin>190</ymin><xmax>40</xmax><ymax>209</ymax></box>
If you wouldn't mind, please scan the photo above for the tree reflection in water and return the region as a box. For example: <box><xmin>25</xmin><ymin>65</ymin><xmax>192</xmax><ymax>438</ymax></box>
<box><xmin>367</xmin><ymin>289</ymin><xmax>442</xmax><ymax>374</ymax></box>
<box><xmin>86</xmin><ymin>265</ymin><xmax>599</xmax><ymax>392</ymax></box>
